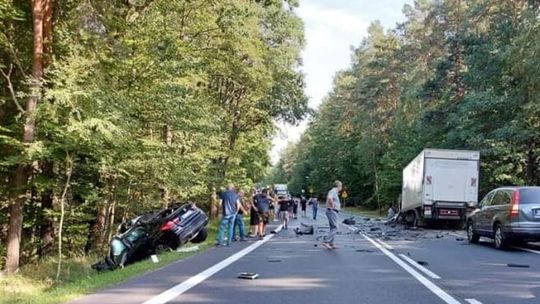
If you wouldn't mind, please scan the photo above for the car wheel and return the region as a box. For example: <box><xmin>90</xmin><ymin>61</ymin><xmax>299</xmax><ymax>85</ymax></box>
<box><xmin>191</xmin><ymin>227</ymin><xmax>208</xmax><ymax>244</ymax></box>
<box><xmin>494</xmin><ymin>223</ymin><xmax>508</xmax><ymax>249</ymax></box>
<box><xmin>467</xmin><ymin>221</ymin><xmax>480</xmax><ymax>243</ymax></box>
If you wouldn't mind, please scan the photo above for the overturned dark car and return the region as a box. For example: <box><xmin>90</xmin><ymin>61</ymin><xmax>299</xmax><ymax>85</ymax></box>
<box><xmin>92</xmin><ymin>203</ymin><xmax>209</xmax><ymax>271</ymax></box>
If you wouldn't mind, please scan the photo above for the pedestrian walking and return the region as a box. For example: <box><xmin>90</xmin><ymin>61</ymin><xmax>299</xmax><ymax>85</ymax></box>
<box><xmin>254</xmin><ymin>188</ymin><xmax>271</xmax><ymax>239</ymax></box>
<box><xmin>216</xmin><ymin>184</ymin><xmax>245</xmax><ymax>247</ymax></box>
<box><xmin>232</xmin><ymin>189</ymin><xmax>248</xmax><ymax>242</ymax></box>
<box><xmin>322</xmin><ymin>180</ymin><xmax>342</xmax><ymax>250</ymax></box>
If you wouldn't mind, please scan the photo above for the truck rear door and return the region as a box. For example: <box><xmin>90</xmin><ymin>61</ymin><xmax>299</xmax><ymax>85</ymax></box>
<box><xmin>425</xmin><ymin>158</ymin><xmax>478</xmax><ymax>205</ymax></box>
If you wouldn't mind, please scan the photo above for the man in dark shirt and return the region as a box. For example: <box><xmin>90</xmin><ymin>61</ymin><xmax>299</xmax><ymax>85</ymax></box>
<box><xmin>278</xmin><ymin>195</ymin><xmax>290</xmax><ymax>229</ymax></box>
<box><xmin>254</xmin><ymin>188</ymin><xmax>271</xmax><ymax>239</ymax></box>
<box><xmin>216</xmin><ymin>184</ymin><xmax>244</xmax><ymax>246</ymax></box>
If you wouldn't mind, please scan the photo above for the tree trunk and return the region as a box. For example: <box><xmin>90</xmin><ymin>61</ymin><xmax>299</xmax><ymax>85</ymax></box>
<box><xmin>5</xmin><ymin>0</ymin><xmax>45</xmax><ymax>274</ymax></box>
<box><xmin>39</xmin><ymin>161</ymin><xmax>54</xmax><ymax>258</ymax></box>
<box><xmin>88</xmin><ymin>203</ymin><xmax>107</xmax><ymax>253</ymax></box>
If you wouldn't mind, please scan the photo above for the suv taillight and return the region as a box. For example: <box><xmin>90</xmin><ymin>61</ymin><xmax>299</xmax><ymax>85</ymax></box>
<box><xmin>510</xmin><ymin>190</ymin><xmax>520</xmax><ymax>219</ymax></box>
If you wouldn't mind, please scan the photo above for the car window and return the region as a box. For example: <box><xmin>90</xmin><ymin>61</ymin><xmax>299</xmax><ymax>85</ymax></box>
<box><xmin>519</xmin><ymin>188</ymin><xmax>540</xmax><ymax>204</ymax></box>
<box><xmin>492</xmin><ymin>190</ymin><xmax>511</xmax><ymax>206</ymax></box>
<box><xmin>480</xmin><ymin>191</ymin><xmax>495</xmax><ymax>207</ymax></box>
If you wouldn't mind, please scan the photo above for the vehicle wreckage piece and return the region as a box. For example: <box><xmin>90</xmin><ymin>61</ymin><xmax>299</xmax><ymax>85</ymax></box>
<box><xmin>92</xmin><ymin>203</ymin><xmax>209</xmax><ymax>271</ymax></box>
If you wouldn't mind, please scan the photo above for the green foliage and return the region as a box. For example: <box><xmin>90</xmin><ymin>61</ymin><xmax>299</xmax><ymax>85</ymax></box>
<box><xmin>0</xmin><ymin>0</ymin><xmax>307</xmax><ymax>271</ymax></box>
<box><xmin>276</xmin><ymin>0</ymin><xmax>540</xmax><ymax>211</ymax></box>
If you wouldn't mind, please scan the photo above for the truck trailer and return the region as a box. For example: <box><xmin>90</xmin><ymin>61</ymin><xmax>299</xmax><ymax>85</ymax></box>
<box><xmin>401</xmin><ymin>149</ymin><xmax>480</xmax><ymax>226</ymax></box>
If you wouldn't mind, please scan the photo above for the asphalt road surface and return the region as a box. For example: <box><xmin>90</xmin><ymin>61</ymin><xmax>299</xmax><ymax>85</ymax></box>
<box><xmin>71</xmin><ymin>210</ymin><xmax>540</xmax><ymax>304</ymax></box>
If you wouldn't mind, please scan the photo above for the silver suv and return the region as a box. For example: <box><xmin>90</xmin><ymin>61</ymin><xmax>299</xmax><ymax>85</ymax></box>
<box><xmin>466</xmin><ymin>186</ymin><xmax>540</xmax><ymax>249</ymax></box>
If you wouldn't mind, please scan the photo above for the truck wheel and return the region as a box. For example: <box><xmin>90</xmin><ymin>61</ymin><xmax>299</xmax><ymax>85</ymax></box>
<box><xmin>493</xmin><ymin>223</ymin><xmax>508</xmax><ymax>249</ymax></box>
<box><xmin>191</xmin><ymin>227</ymin><xmax>207</xmax><ymax>244</ymax></box>
<box><xmin>466</xmin><ymin>221</ymin><xmax>479</xmax><ymax>244</ymax></box>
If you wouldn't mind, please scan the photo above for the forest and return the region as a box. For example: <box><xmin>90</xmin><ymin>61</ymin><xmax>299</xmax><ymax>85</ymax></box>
<box><xmin>0</xmin><ymin>0</ymin><xmax>308</xmax><ymax>274</ymax></box>
<box><xmin>269</xmin><ymin>0</ymin><xmax>540</xmax><ymax>212</ymax></box>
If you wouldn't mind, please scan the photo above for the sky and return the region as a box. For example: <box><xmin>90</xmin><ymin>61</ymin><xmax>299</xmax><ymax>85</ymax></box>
<box><xmin>271</xmin><ymin>0</ymin><xmax>413</xmax><ymax>164</ymax></box>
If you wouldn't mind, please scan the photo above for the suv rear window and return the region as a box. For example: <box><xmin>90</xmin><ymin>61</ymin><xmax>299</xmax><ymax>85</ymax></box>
<box><xmin>519</xmin><ymin>188</ymin><xmax>540</xmax><ymax>204</ymax></box>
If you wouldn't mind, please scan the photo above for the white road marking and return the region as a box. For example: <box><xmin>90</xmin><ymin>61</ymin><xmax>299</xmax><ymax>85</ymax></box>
<box><xmin>362</xmin><ymin>234</ymin><xmax>461</xmax><ymax>304</ymax></box>
<box><xmin>513</xmin><ymin>246</ymin><xmax>540</xmax><ymax>255</ymax></box>
<box><xmin>376</xmin><ymin>238</ymin><xmax>394</xmax><ymax>250</ymax></box>
<box><xmin>341</xmin><ymin>223</ymin><xmax>358</xmax><ymax>232</ymax></box>
<box><xmin>465</xmin><ymin>299</ymin><xmax>483</xmax><ymax>304</ymax></box>
<box><xmin>142</xmin><ymin>225</ymin><xmax>282</xmax><ymax>304</ymax></box>
<box><xmin>399</xmin><ymin>253</ymin><xmax>441</xmax><ymax>280</ymax></box>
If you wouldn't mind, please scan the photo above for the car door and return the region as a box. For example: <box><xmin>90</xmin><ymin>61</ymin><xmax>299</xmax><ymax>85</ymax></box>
<box><xmin>476</xmin><ymin>190</ymin><xmax>496</xmax><ymax>232</ymax></box>
<box><xmin>493</xmin><ymin>189</ymin><xmax>512</xmax><ymax>227</ymax></box>
<box><xmin>485</xmin><ymin>190</ymin><xmax>511</xmax><ymax>234</ymax></box>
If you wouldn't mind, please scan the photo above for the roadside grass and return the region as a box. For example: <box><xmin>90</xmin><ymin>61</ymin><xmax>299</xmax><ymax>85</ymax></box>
<box><xmin>0</xmin><ymin>220</ymin><xmax>219</xmax><ymax>304</ymax></box>
<box><xmin>342</xmin><ymin>206</ymin><xmax>385</xmax><ymax>219</ymax></box>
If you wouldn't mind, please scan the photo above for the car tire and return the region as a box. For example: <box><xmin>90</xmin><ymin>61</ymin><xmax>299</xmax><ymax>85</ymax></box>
<box><xmin>191</xmin><ymin>227</ymin><xmax>208</xmax><ymax>244</ymax></box>
<box><xmin>467</xmin><ymin>220</ymin><xmax>480</xmax><ymax>243</ymax></box>
<box><xmin>493</xmin><ymin>223</ymin><xmax>508</xmax><ymax>250</ymax></box>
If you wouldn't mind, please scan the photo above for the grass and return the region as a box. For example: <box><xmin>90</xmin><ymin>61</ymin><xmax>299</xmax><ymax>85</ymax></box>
<box><xmin>342</xmin><ymin>206</ymin><xmax>385</xmax><ymax>219</ymax></box>
<box><xmin>0</xmin><ymin>220</ymin><xmax>219</xmax><ymax>304</ymax></box>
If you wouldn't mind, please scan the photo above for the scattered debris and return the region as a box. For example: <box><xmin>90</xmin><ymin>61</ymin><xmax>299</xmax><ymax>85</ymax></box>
<box><xmin>343</xmin><ymin>217</ymin><xmax>356</xmax><ymax>225</ymax></box>
<box><xmin>238</xmin><ymin>272</ymin><xmax>259</xmax><ymax>279</ymax></box>
<box><xmin>295</xmin><ymin>223</ymin><xmax>314</xmax><ymax>235</ymax></box>
<box><xmin>355</xmin><ymin>249</ymin><xmax>374</xmax><ymax>253</ymax></box>
<box><xmin>177</xmin><ymin>245</ymin><xmax>200</xmax><ymax>253</ymax></box>
<box><xmin>507</xmin><ymin>264</ymin><xmax>530</xmax><ymax>268</ymax></box>
<box><xmin>417</xmin><ymin>261</ymin><xmax>429</xmax><ymax>266</ymax></box>
<box><xmin>150</xmin><ymin>255</ymin><xmax>159</xmax><ymax>263</ymax></box>
<box><xmin>456</xmin><ymin>237</ymin><xmax>465</xmax><ymax>241</ymax></box>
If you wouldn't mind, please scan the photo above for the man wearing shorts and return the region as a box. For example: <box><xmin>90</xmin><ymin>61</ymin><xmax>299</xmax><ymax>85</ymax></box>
<box><xmin>254</xmin><ymin>188</ymin><xmax>271</xmax><ymax>239</ymax></box>
<box><xmin>249</xmin><ymin>188</ymin><xmax>260</xmax><ymax>237</ymax></box>
<box><xmin>278</xmin><ymin>195</ymin><xmax>290</xmax><ymax>229</ymax></box>
<box><xmin>322</xmin><ymin>180</ymin><xmax>342</xmax><ymax>250</ymax></box>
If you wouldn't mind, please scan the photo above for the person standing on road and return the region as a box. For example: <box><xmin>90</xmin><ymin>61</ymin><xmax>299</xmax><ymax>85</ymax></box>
<box><xmin>232</xmin><ymin>189</ymin><xmax>248</xmax><ymax>242</ymax></box>
<box><xmin>254</xmin><ymin>188</ymin><xmax>271</xmax><ymax>239</ymax></box>
<box><xmin>248</xmin><ymin>188</ymin><xmax>259</xmax><ymax>237</ymax></box>
<box><xmin>216</xmin><ymin>184</ymin><xmax>244</xmax><ymax>247</ymax></box>
<box><xmin>278</xmin><ymin>195</ymin><xmax>290</xmax><ymax>229</ymax></box>
<box><xmin>311</xmin><ymin>196</ymin><xmax>319</xmax><ymax>220</ymax></box>
<box><xmin>322</xmin><ymin>180</ymin><xmax>342</xmax><ymax>250</ymax></box>
<box><xmin>300</xmin><ymin>195</ymin><xmax>307</xmax><ymax>217</ymax></box>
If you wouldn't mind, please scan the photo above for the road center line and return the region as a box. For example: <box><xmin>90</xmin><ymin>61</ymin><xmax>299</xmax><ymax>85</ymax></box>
<box><xmin>464</xmin><ymin>299</ymin><xmax>483</xmax><ymax>304</ymax></box>
<box><xmin>512</xmin><ymin>246</ymin><xmax>540</xmax><ymax>255</ymax></box>
<box><xmin>398</xmin><ymin>253</ymin><xmax>441</xmax><ymax>280</ymax></box>
<box><xmin>362</xmin><ymin>233</ymin><xmax>461</xmax><ymax>304</ymax></box>
<box><xmin>376</xmin><ymin>238</ymin><xmax>394</xmax><ymax>250</ymax></box>
<box><xmin>142</xmin><ymin>226</ymin><xmax>282</xmax><ymax>304</ymax></box>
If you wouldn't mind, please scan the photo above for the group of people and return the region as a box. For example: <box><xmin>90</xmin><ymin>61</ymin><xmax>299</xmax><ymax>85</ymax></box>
<box><xmin>215</xmin><ymin>180</ymin><xmax>343</xmax><ymax>251</ymax></box>
<box><xmin>215</xmin><ymin>184</ymin><xmax>273</xmax><ymax>246</ymax></box>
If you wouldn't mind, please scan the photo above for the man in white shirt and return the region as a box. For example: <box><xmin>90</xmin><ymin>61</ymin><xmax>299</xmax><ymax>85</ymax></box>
<box><xmin>322</xmin><ymin>180</ymin><xmax>342</xmax><ymax>250</ymax></box>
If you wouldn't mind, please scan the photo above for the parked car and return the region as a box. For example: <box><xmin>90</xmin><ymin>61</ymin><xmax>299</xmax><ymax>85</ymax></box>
<box><xmin>466</xmin><ymin>186</ymin><xmax>540</xmax><ymax>249</ymax></box>
<box><xmin>92</xmin><ymin>203</ymin><xmax>209</xmax><ymax>271</ymax></box>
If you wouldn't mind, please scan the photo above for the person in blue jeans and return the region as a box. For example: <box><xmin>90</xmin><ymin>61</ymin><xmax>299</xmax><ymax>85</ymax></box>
<box><xmin>311</xmin><ymin>197</ymin><xmax>319</xmax><ymax>220</ymax></box>
<box><xmin>232</xmin><ymin>189</ymin><xmax>247</xmax><ymax>241</ymax></box>
<box><xmin>216</xmin><ymin>184</ymin><xmax>245</xmax><ymax>246</ymax></box>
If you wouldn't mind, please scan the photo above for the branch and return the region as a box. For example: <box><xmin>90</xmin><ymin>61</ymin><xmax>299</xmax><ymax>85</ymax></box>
<box><xmin>1</xmin><ymin>64</ymin><xmax>26</xmax><ymax>114</ymax></box>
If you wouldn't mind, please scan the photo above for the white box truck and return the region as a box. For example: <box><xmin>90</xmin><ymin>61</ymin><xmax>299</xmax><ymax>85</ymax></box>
<box><xmin>401</xmin><ymin>149</ymin><xmax>480</xmax><ymax>226</ymax></box>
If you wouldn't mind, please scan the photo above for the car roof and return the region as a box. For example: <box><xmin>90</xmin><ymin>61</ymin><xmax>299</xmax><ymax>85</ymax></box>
<box><xmin>492</xmin><ymin>186</ymin><xmax>540</xmax><ymax>191</ymax></box>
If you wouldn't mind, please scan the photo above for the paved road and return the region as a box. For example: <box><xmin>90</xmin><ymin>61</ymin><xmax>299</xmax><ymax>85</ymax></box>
<box><xmin>71</xmin><ymin>211</ymin><xmax>540</xmax><ymax>304</ymax></box>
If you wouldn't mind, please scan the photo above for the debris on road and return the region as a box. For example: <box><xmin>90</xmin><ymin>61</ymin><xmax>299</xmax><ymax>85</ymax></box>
<box><xmin>507</xmin><ymin>264</ymin><xmax>530</xmax><ymax>268</ymax></box>
<box><xmin>417</xmin><ymin>261</ymin><xmax>429</xmax><ymax>266</ymax></box>
<box><xmin>343</xmin><ymin>217</ymin><xmax>356</xmax><ymax>225</ymax></box>
<box><xmin>238</xmin><ymin>272</ymin><xmax>259</xmax><ymax>279</ymax></box>
<box><xmin>295</xmin><ymin>223</ymin><xmax>314</xmax><ymax>235</ymax></box>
